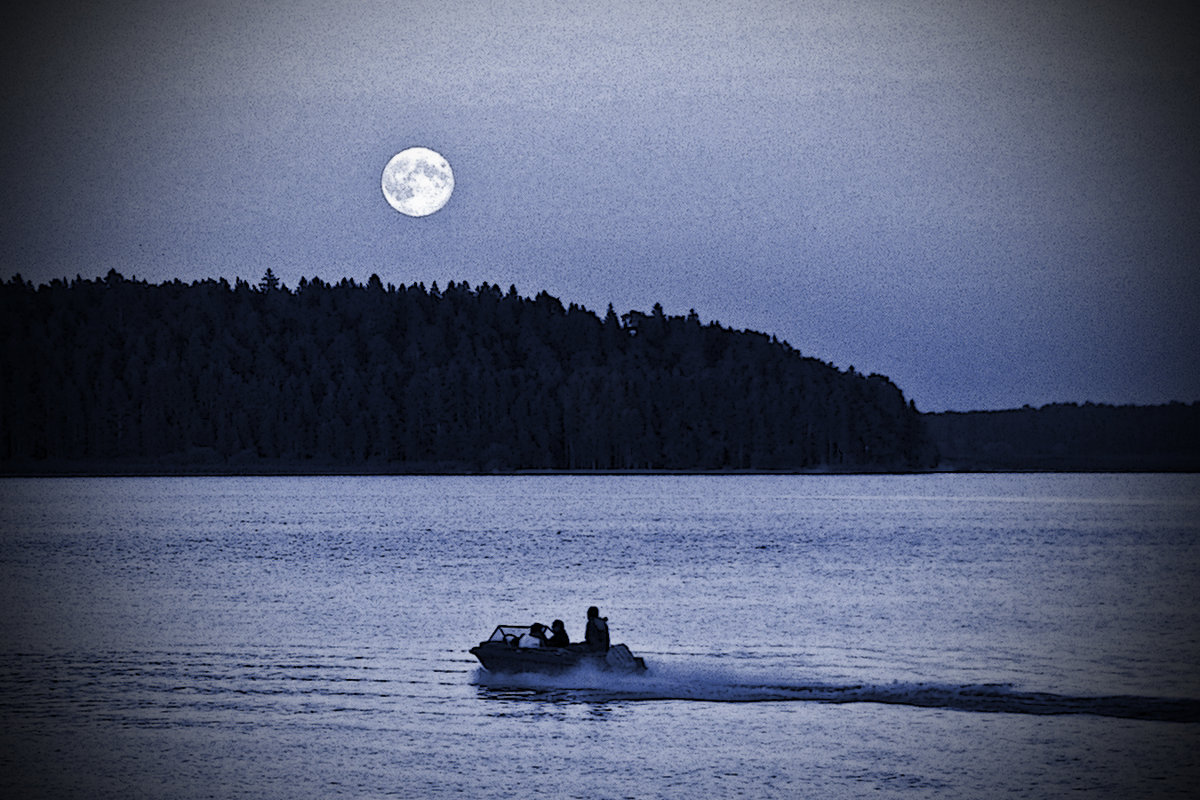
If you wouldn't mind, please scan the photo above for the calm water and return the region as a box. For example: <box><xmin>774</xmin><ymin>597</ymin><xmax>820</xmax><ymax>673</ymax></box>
<box><xmin>1</xmin><ymin>474</ymin><xmax>1198</xmax><ymax>798</ymax></box>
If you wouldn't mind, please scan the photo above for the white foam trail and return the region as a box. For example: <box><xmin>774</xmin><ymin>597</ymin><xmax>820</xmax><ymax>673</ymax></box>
<box><xmin>472</xmin><ymin>660</ymin><xmax>1200</xmax><ymax>721</ymax></box>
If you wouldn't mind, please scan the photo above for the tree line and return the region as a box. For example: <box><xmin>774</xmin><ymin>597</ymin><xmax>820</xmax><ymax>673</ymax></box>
<box><xmin>923</xmin><ymin>403</ymin><xmax>1200</xmax><ymax>471</ymax></box>
<box><xmin>0</xmin><ymin>271</ymin><xmax>934</xmax><ymax>473</ymax></box>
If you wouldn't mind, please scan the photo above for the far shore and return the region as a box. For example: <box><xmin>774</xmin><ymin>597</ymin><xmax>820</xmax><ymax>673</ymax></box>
<box><xmin>2</xmin><ymin>461</ymin><xmax>1195</xmax><ymax>478</ymax></box>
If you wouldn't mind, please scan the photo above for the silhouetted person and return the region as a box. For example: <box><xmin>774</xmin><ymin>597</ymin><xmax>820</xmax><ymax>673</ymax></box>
<box><xmin>521</xmin><ymin>622</ymin><xmax>549</xmax><ymax>648</ymax></box>
<box><xmin>546</xmin><ymin>619</ymin><xmax>569</xmax><ymax>647</ymax></box>
<box><xmin>584</xmin><ymin>606</ymin><xmax>609</xmax><ymax>651</ymax></box>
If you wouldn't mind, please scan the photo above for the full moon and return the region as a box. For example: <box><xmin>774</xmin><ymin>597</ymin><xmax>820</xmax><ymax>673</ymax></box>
<box><xmin>381</xmin><ymin>147</ymin><xmax>454</xmax><ymax>217</ymax></box>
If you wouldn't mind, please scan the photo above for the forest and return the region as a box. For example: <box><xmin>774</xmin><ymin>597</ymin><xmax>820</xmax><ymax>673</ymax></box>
<box><xmin>0</xmin><ymin>271</ymin><xmax>935</xmax><ymax>473</ymax></box>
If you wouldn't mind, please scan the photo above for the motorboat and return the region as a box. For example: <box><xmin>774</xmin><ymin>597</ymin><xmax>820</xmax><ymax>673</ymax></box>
<box><xmin>470</xmin><ymin>625</ymin><xmax>648</xmax><ymax>674</ymax></box>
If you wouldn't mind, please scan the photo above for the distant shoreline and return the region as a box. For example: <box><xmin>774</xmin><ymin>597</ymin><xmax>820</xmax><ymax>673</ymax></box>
<box><xmin>8</xmin><ymin>398</ymin><xmax>1200</xmax><ymax>477</ymax></box>
<box><xmin>2</xmin><ymin>463</ymin><xmax>1195</xmax><ymax>478</ymax></box>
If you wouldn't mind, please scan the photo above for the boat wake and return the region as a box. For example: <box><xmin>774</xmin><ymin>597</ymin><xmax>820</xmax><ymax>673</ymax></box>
<box><xmin>472</xmin><ymin>662</ymin><xmax>1200</xmax><ymax>723</ymax></box>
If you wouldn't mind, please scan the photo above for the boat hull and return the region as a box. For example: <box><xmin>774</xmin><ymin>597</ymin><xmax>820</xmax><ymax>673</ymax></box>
<box><xmin>470</xmin><ymin>642</ymin><xmax>647</xmax><ymax>674</ymax></box>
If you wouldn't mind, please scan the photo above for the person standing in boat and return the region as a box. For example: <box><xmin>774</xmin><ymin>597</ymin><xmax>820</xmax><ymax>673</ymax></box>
<box><xmin>584</xmin><ymin>606</ymin><xmax>609</xmax><ymax>651</ymax></box>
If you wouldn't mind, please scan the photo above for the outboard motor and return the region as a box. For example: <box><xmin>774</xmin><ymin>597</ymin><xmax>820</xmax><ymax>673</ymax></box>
<box><xmin>604</xmin><ymin>643</ymin><xmax>648</xmax><ymax>672</ymax></box>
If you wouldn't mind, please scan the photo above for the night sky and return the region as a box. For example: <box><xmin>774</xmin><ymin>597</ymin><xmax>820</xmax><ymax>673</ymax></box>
<box><xmin>3</xmin><ymin>0</ymin><xmax>1197</xmax><ymax>411</ymax></box>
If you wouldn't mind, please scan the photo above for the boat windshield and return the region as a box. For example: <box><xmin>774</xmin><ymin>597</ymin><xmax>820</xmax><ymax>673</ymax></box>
<box><xmin>486</xmin><ymin>625</ymin><xmax>532</xmax><ymax>642</ymax></box>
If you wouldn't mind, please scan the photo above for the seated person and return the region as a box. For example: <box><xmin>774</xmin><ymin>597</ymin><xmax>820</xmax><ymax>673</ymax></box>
<box><xmin>545</xmin><ymin>619</ymin><xmax>569</xmax><ymax>647</ymax></box>
<box><xmin>519</xmin><ymin>622</ymin><xmax>549</xmax><ymax>648</ymax></box>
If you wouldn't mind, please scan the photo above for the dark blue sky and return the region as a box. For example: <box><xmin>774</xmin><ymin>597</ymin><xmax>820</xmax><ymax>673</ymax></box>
<box><xmin>3</xmin><ymin>0</ymin><xmax>1197</xmax><ymax>411</ymax></box>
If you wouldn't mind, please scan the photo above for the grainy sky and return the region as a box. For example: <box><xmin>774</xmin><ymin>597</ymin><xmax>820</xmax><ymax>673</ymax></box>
<box><xmin>2</xmin><ymin>0</ymin><xmax>1197</xmax><ymax>411</ymax></box>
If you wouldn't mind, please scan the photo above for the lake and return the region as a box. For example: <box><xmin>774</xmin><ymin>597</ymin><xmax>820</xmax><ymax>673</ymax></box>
<box><xmin>1</xmin><ymin>474</ymin><xmax>1198</xmax><ymax>798</ymax></box>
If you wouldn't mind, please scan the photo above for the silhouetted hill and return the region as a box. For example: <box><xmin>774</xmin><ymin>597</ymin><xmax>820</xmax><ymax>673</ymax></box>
<box><xmin>1</xmin><ymin>271</ymin><xmax>934</xmax><ymax>473</ymax></box>
<box><xmin>924</xmin><ymin>403</ymin><xmax>1200</xmax><ymax>471</ymax></box>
